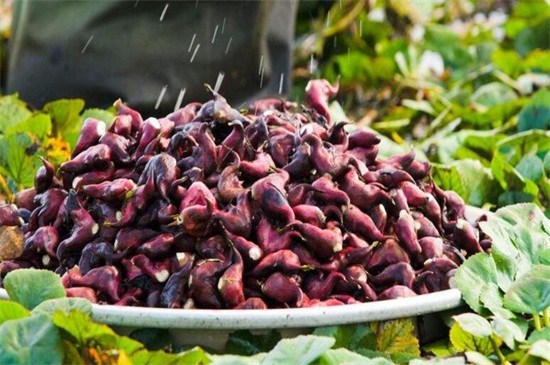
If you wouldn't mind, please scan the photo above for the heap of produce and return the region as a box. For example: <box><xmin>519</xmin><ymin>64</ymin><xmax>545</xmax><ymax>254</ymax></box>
<box><xmin>0</xmin><ymin>80</ymin><xmax>490</xmax><ymax>309</ymax></box>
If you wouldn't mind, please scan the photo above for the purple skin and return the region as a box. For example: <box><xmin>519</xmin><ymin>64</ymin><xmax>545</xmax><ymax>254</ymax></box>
<box><xmin>256</xmin><ymin>216</ymin><xmax>301</xmax><ymax>254</ymax></box>
<box><xmin>179</xmin><ymin>201</ymin><xmax>215</xmax><ymax>238</ymax></box>
<box><xmin>346</xmin><ymin>145</ymin><xmax>379</xmax><ymax>166</ymax></box>
<box><xmin>158</xmin><ymin>117</ymin><xmax>175</xmax><ymax>137</ymax></box>
<box><xmin>217</xmin><ymin>156</ymin><xmax>246</xmax><ymax>204</ymax></box>
<box><xmin>264</xmin><ymin>113</ymin><xmax>297</xmax><ymax>133</ymax></box>
<box><xmin>113</xmin><ymin>99</ymin><xmax>143</xmax><ymax>132</ymax></box>
<box><xmin>167</xmin><ymin>101</ymin><xmax>202</xmax><ymax>126</ymax></box>
<box><xmin>400</xmin><ymin>181</ymin><xmax>442</xmax><ymax>228</ymax></box>
<box><xmin>35</xmin><ymin>189</ymin><xmax>68</xmax><ymax>227</ymax></box>
<box><xmin>377</xmin><ymin>149</ymin><xmax>416</xmax><ymax>171</ymax></box>
<box><xmin>223</xmin><ymin>230</ymin><xmax>263</xmax><ymax>268</ymax></box>
<box><xmin>159</xmin><ymin>253</ymin><xmax>194</xmax><ymax>308</ymax></box>
<box><xmin>453</xmin><ymin>219</ymin><xmax>483</xmax><ymax>255</ymax></box>
<box><xmin>179</xmin><ymin>124</ymin><xmax>218</xmax><ymax>176</ymax></box>
<box><xmin>286</xmin><ymin>183</ymin><xmax>315</xmax><ymax>207</ymax></box>
<box><xmin>305</xmin><ymin>79</ymin><xmax>339</xmax><ymax>126</ymax></box>
<box><xmin>240</xmin><ymin>149</ymin><xmax>276</xmax><ymax>180</ymax></box>
<box><xmin>369</xmin><ymin>262</ymin><xmax>416</xmax><ymax>289</ymax></box>
<box><xmin>311</xmin><ymin>175</ymin><xmax>350</xmax><ymax>206</ymax></box>
<box><xmin>167</xmin><ymin>131</ymin><xmax>197</xmax><ymax>161</ymax></box>
<box><xmin>248</xmin><ymin>98</ymin><xmax>295</xmax><ymax>114</ymax></box>
<box><xmin>81</xmin><ymin>178</ymin><xmax>136</xmax><ymax>202</ymax></box>
<box><xmin>113</xmin><ymin>228</ymin><xmax>159</xmax><ymax>252</ymax></box>
<box><xmin>302</xmin><ymin>134</ymin><xmax>350</xmax><ymax>177</ymax></box>
<box><xmin>250</xmin><ymin>170</ymin><xmax>295</xmax><ymax>224</ymax></box>
<box><xmin>212</xmin><ymin>190</ymin><xmax>253</xmax><ymax>238</ymax></box>
<box><xmin>189</xmin><ymin>256</ymin><xmax>232</xmax><ymax>309</ymax></box>
<box><xmin>139</xmin><ymin>153</ymin><xmax>179</xmax><ymax>201</ymax></box>
<box><xmin>342</xmin><ymin>204</ymin><xmax>387</xmax><ymax>243</ymax></box>
<box><xmin>286</xmin><ymin>221</ymin><xmax>343</xmax><ymax>259</ymax></box>
<box><xmin>338</xmin><ymin>265</ymin><xmax>378</xmax><ymax>301</ymax></box>
<box><xmin>261</xmin><ymin>271</ymin><xmax>304</xmax><ymax>307</ymax></box>
<box><xmin>423</xmin><ymin>257</ymin><xmax>459</xmax><ymax>276</ymax></box>
<box><xmin>339</xmin><ymin>169</ymin><xmax>391</xmax><ymax>211</ymax></box>
<box><xmin>60</xmin><ymin>144</ymin><xmax>112</xmax><ymax>174</ymax></box>
<box><xmin>244</xmin><ymin>115</ymin><xmax>269</xmax><ymax>151</ymax></box>
<box><xmin>109</xmin><ymin>114</ymin><xmax>133</xmax><ymax>136</ymax></box>
<box><xmin>67</xmin><ymin>266</ymin><xmax>121</xmax><ymax>302</ymax></box>
<box><xmin>234</xmin><ymin>297</ymin><xmax>269</xmax><ymax>310</ymax></box>
<box><xmin>292</xmin><ymin>204</ymin><xmax>326</xmax><ymax>227</ymax></box>
<box><xmin>218</xmin><ymin>247</ymin><xmax>246</xmax><ymax>308</ymax></box>
<box><xmin>304</xmin><ymin>271</ymin><xmax>346</xmax><ymax>300</ymax></box>
<box><xmin>376</xmin><ymin>168</ymin><xmax>415</xmax><ymax>189</ymax></box>
<box><xmin>366</xmin><ymin>238</ymin><xmax>411</xmax><ymax>272</ymax></box>
<box><xmin>283</xmin><ymin>142</ymin><xmax>313</xmax><ymax>181</ymax></box>
<box><xmin>418</xmin><ymin>237</ymin><xmax>444</xmax><ymax>261</ymax></box>
<box><xmin>291</xmin><ymin>244</ymin><xmax>321</xmax><ymax>267</ymax></box>
<box><xmin>132</xmin><ymin>254</ymin><xmax>173</xmax><ymax>283</ymax></box>
<box><xmin>368</xmin><ymin>204</ymin><xmax>387</xmax><ymax>234</ymax></box>
<box><xmin>249</xmin><ymin>249</ymin><xmax>304</xmax><ymax>277</ymax></box>
<box><xmin>134</xmin><ymin>117</ymin><xmax>161</xmax><ymax>159</ymax></box>
<box><xmin>14</xmin><ymin>188</ymin><xmax>37</xmax><ymax>212</ymax></box>
<box><xmin>218</xmin><ymin>120</ymin><xmax>246</xmax><ymax>167</ymax></box>
<box><xmin>71</xmin><ymin>162</ymin><xmax>116</xmax><ymax>190</ymax></box>
<box><xmin>378</xmin><ymin>285</ymin><xmax>417</xmax><ymax>300</ymax></box>
<box><xmin>413</xmin><ymin>213</ymin><xmax>441</xmax><ymax>238</ymax></box>
<box><xmin>405</xmin><ymin>160</ymin><xmax>431</xmax><ymax>180</ymax></box>
<box><xmin>24</xmin><ymin>226</ymin><xmax>60</xmax><ymax>259</ymax></box>
<box><xmin>113</xmin><ymin>167</ymin><xmax>140</xmax><ymax>183</ymax></box>
<box><xmin>317</xmin><ymin>245</ymin><xmax>372</xmax><ymax>272</ymax></box>
<box><xmin>72</xmin><ymin>118</ymin><xmax>107</xmax><ymax>157</ymax></box>
<box><xmin>344</xmin><ymin>232</ymin><xmax>370</xmax><ymax>249</ymax></box>
<box><xmin>98</xmin><ymin>132</ymin><xmax>133</xmax><ymax>166</ymax></box>
<box><xmin>34</xmin><ymin>158</ymin><xmax>56</xmax><ymax>194</ymax></box>
<box><xmin>267</xmin><ymin>129</ymin><xmax>296</xmax><ymax>167</ymax></box>
<box><xmin>137</xmin><ymin>233</ymin><xmax>175</xmax><ymax>258</ymax></box>
<box><xmin>65</xmin><ymin>287</ymin><xmax>98</xmax><ymax>303</ymax></box>
<box><xmin>78</xmin><ymin>241</ymin><xmax>116</xmax><ymax>274</ymax></box>
<box><xmin>327</xmin><ymin>121</ymin><xmax>349</xmax><ymax>149</ymax></box>
<box><xmin>56</xmin><ymin>208</ymin><xmax>99</xmax><ymax>262</ymax></box>
<box><xmin>395</xmin><ymin>210</ymin><xmax>422</xmax><ymax>255</ymax></box>
<box><xmin>180</xmin><ymin>181</ymin><xmax>218</xmax><ymax>212</ymax></box>
<box><xmin>0</xmin><ymin>204</ymin><xmax>23</xmax><ymax>227</ymax></box>
<box><xmin>195</xmin><ymin>235</ymin><xmax>227</xmax><ymax>260</ymax></box>
<box><xmin>347</xmin><ymin>129</ymin><xmax>381</xmax><ymax>150</ymax></box>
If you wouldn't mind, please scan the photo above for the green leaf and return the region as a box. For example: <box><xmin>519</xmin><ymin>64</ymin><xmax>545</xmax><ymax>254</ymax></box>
<box><xmin>491</xmin><ymin>49</ymin><xmax>523</xmax><ymax>78</ymax></box>
<box><xmin>132</xmin><ymin>346</ymin><xmax>211</xmax><ymax>365</ymax></box>
<box><xmin>3</xmin><ymin>269</ymin><xmax>65</xmax><ymax>310</ymax></box>
<box><xmin>209</xmin><ymin>353</ymin><xmax>264</xmax><ymax>365</ymax></box>
<box><xmin>464</xmin><ymin>351</ymin><xmax>494</xmax><ymax>365</ymax></box>
<box><xmin>452</xmin><ymin>314</ymin><xmax>492</xmax><ymax>338</ymax></box>
<box><xmin>528</xmin><ymin>327</ymin><xmax>550</xmax><ymax>343</ymax></box>
<box><xmin>43</xmin><ymin>99</ymin><xmax>85</xmax><ymax>135</ymax></box>
<box><xmin>491</xmin><ymin>153</ymin><xmax>539</xmax><ymax>203</ymax></box>
<box><xmin>402</xmin><ymin>99</ymin><xmax>435</xmax><ymax>115</ymax></box>
<box><xmin>0</xmin><ymin>133</ymin><xmax>44</xmax><ymax>188</ymax></box>
<box><xmin>422</xmin><ymin>339</ymin><xmax>457</xmax><ymax>357</ymax></box>
<box><xmin>492</xmin><ymin>315</ymin><xmax>527</xmax><ymax>349</ymax></box>
<box><xmin>259</xmin><ymin>335</ymin><xmax>335</xmax><ymax>365</ymax></box>
<box><xmin>313</xmin><ymin>324</ymin><xmax>376</xmax><ymax>352</ymax></box>
<box><xmin>319</xmin><ymin>348</ymin><xmax>393</xmax><ymax>365</ymax></box>
<box><xmin>454</xmin><ymin>253</ymin><xmax>498</xmax><ymax>314</ymax></box>
<box><xmin>52</xmin><ymin>310</ymin><xmax>143</xmax><ymax>356</ymax></box>
<box><xmin>410</xmin><ymin>358</ymin><xmax>465</xmax><ymax>365</ymax></box>
<box><xmin>470</xmin><ymin>82</ymin><xmax>517</xmax><ymax>109</ymax></box>
<box><xmin>514</xmin><ymin>17</ymin><xmax>550</xmax><ymax>57</ymax></box>
<box><xmin>129</xmin><ymin>328</ymin><xmax>172</xmax><ymax>352</ymax></box>
<box><xmin>81</xmin><ymin>108</ymin><xmax>115</xmax><ymax>125</ymax></box>
<box><xmin>5</xmin><ymin>114</ymin><xmax>52</xmax><ymax>144</ymax></box>
<box><xmin>0</xmin><ymin>314</ymin><xmax>63</xmax><ymax>365</ymax></box>
<box><xmin>449</xmin><ymin>322</ymin><xmax>494</xmax><ymax>356</ymax></box>
<box><xmin>515</xmin><ymin>155</ymin><xmax>545</xmax><ymax>183</ymax></box>
<box><xmin>528</xmin><ymin>340</ymin><xmax>550</xmax><ymax>361</ymax></box>
<box><xmin>478</xmin><ymin>282</ymin><xmax>511</xmax><ymax>318</ymax></box>
<box><xmin>0</xmin><ymin>300</ymin><xmax>30</xmax><ymax>325</ymax></box>
<box><xmin>225</xmin><ymin>330</ymin><xmax>282</xmax><ymax>356</ymax></box>
<box><xmin>517</xmin><ymin>89</ymin><xmax>550</xmax><ymax>132</ymax></box>
<box><xmin>374</xmin><ymin>318</ymin><xmax>420</xmax><ymax>360</ymax></box>
<box><xmin>31</xmin><ymin>298</ymin><xmax>92</xmax><ymax>317</ymax></box>
<box><xmin>503</xmin><ymin>265</ymin><xmax>550</xmax><ymax>314</ymax></box>
<box><xmin>0</xmin><ymin>94</ymin><xmax>32</xmax><ymax>134</ymax></box>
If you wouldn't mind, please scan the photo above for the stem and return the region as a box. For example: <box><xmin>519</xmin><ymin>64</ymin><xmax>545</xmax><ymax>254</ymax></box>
<box><xmin>533</xmin><ymin>313</ymin><xmax>542</xmax><ymax>331</ymax></box>
<box><xmin>489</xmin><ymin>335</ymin><xmax>510</xmax><ymax>365</ymax></box>
<box><xmin>517</xmin><ymin>352</ymin><xmax>532</xmax><ymax>365</ymax></box>
<box><xmin>322</xmin><ymin>0</ymin><xmax>367</xmax><ymax>38</ymax></box>
<box><xmin>0</xmin><ymin>174</ymin><xmax>13</xmax><ymax>203</ymax></box>
<box><xmin>542</xmin><ymin>308</ymin><xmax>550</xmax><ymax>328</ymax></box>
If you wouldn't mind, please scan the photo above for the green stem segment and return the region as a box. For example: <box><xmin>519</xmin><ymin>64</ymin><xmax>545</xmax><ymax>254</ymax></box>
<box><xmin>489</xmin><ymin>335</ymin><xmax>510</xmax><ymax>365</ymax></box>
<box><xmin>543</xmin><ymin>308</ymin><xmax>550</xmax><ymax>328</ymax></box>
<box><xmin>533</xmin><ymin>314</ymin><xmax>542</xmax><ymax>331</ymax></box>
<box><xmin>0</xmin><ymin>174</ymin><xmax>13</xmax><ymax>203</ymax></box>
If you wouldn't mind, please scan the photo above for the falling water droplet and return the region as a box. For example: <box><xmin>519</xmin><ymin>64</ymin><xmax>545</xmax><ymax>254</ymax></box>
<box><xmin>159</xmin><ymin>3</ymin><xmax>169</xmax><ymax>22</ymax></box>
<box><xmin>279</xmin><ymin>73</ymin><xmax>285</xmax><ymax>94</ymax></box>
<box><xmin>222</xmin><ymin>17</ymin><xmax>227</xmax><ymax>34</ymax></box>
<box><xmin>258</xmin><ymin>55</ymin><xmax>264</xmax><ymax>76</ymax></box>
<box><xmin>211</xmin><ymin>25</ymin><xmax>219</xmax><ymax>44</ymax></box>
<box><xmin>339</xmin><ymin>0</ymin><xmax>342</xmax><ymax>9</ymax></box>
<box><xmin>348</xmin><ymin>47</ymin><xmax>351</xmax><ymax>63</ymax></box>
<box><xmin>195</xmin><ymin>0</ymin><xmax>199</xmax><ymax>8</ymax></box>
<box><xmin>309</xmin><ymin>54</ymin><xmax>316</xmax><ymax>74</ymax></box>
<box><xmin>134</xmin><ymin>0</ymin><xmax>139</xmax><ymax>7</ymax></box>
<box><xmin>190</xmin><ymin>44</ymin><xmax>201</xmax><ymax>63</ymax></box>
<box><xmin>259</xmin><ymin>68</ymin><xmax>265</xmax><ymax>88</ymax></box>
<box><xmin>81</xmin><ymin>35</ymin><xmax>94</xmax><ymax>54</ymax></box>
<box><xmin>174</xmin><ymin>88</ymin><xmax>186</xmax><ymax>112</ymax></box>
<box><xmin>214</xmin><ymin>72</ymin><xmax>225</xmax><ymax>93</ymax></box>
<box><xmin>333</xmin><ymin>36</ymin><xmax>337</xmax><ymax>48</ymax></box>
<box><xmin>359</xmin><ymin>19</ymin><xmax>363</xmax><ymax>38</ymax></box>
<box><xmin>225</xmin><ymin>37</ymin><xmax>233</xmax><ymax>54</ymax></box>
<box><xmin>155</xmin><ymin>85</ymin><xmax>168</xmax><ymax>110</ymax></box>
<box><xmin>188</xmin><ymin>34</ymin><xmax>196</xmax><ymax>53</ymax></box>
<box><xmin>326</xmin><ymin>10</ymin><xmax>331</xmax><ymax>27</ymax></box>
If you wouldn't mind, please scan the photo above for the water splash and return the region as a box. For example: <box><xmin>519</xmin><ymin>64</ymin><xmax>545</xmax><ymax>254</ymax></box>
<box><xmin>258</xmin><ymin>55</ymin><xmax>264</xmax><ymax>75</ymax></box>
<box><xmin>159</xmin><ymin>3</ymin><xmax>169</xmax><ymax>22</ymax></box>
<box><xmin>214</xmin><ymin>72</ymin><xmax>225</xmax><ymax>93</ymax></box>
<box><xmin>155</xmin><ymin>85</ymin><xmax>168</xmax><ymax>110</ymax></box>
<box><xmin>188</xmin><ymin>34</ymin><xmax>197</xmax><ymax>52</ymax></box>
<box><xmin>225</xmin><ymin>37</ymin><xmax>233</xmax><ymax>54</ymax></box>
<box><xmin>211</xmin><ymin>25</ymin><xmax>219</xmax><ymax>44</ymax></box>
<box><xmin>190</xmin><ymin>44</ymin><xmax>201</xmax><ymax>63</ymax></box>
<box><xmin>278</xmin><ymin>73</ymin><xmax>284</xmax><ymax>94</ymax></box>
<box><xmin>174</xmin><ymin>88</ymin><xmax>186</xmax><ymax>112</ymax></box>
<box><xmin>81</xmin><ymin>35</ymin><xmax>94</xmax><ymax>54</ymax></box>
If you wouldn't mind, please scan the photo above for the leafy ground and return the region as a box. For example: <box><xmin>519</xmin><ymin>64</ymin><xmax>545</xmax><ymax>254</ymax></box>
<box><xmin>0</xmin><ymin>0</ymin><xmax>549</xmax><ymax>364</ymax></box>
